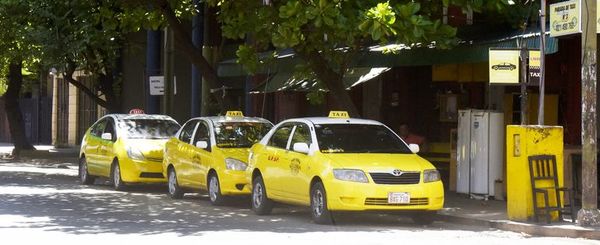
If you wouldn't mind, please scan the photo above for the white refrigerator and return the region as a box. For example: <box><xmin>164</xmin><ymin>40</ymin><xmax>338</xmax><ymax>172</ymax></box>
<box><xmin>456</xmin><ymin>110</ymin><xmax>504</xmax><ymax>197</ymax></box>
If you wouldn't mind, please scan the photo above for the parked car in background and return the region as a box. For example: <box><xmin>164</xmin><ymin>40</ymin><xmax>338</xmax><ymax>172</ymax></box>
<box><xmin>247</xmin><ymin>111</ymin><xmax>444</xmax><ymax>224</ymax></box>
<box><xmin>163</xmin><ymin>111</ymin><xmax>273</xmax><ymax>205</ymax></box>
<box><xmin>79</xmin><ymin>114</ymin><xmax>180</xmax><ymax>190</ymax></box>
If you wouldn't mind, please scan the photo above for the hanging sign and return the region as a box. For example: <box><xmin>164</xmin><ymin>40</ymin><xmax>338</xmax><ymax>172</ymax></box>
<box><xmin>149</xmin><ymin>76</ymin><xmax>164</xmax><ymax>95</ymax></box>
<box><xmin>489</xmin><ymin>49</ymin><xmax>520</xmax><ymax>85</ymax></box>
<box><xmin>549</xmin><ymin>0</ymin><xmax>581</xmax><ymax>37</ymax></box>
<box><xmin>528</xmin><ymin>50</ymin><xmax>541</xmax><ymax>85</ymax></box>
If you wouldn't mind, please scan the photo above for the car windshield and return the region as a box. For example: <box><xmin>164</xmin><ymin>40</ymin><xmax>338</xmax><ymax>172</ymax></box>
<box><xmin>120</xmin><ymin>119</ymin><xmax>180</xmax><ymax>139</ymax></box>
<box><xmin>315</xmin><ymin>124</ymin><xmax>412</xmax><ymax>154</ymax></box>
<box><xmin>214</xmin><ymin>122</ymin><xmax>272</xmax><ymax>148</ymax></box>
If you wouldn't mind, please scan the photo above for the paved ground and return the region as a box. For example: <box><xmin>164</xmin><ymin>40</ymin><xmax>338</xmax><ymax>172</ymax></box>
<box><xmin>0</xmin><ymin>161</ymin><xmax>598</xmax><ymax>244</ymax></box>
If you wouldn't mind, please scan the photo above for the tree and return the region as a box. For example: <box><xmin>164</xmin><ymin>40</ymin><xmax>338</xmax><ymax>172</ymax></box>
<box><xmin>212</xmin><ymin>0</ymin><xmax>510</xmax><ymax>116</ymax></box>
<box><xmin>0</xmin><ymin>0</ymin><xmax>37</xmax><ymax>154</ymax></box>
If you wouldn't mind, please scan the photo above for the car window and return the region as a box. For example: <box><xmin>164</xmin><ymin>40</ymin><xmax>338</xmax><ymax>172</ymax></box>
<box><xmin>267</xmin><ymin>123</ymin><xmax>294</xmax><ymax>149</ymax></box>
<box><xmin>103</xmin><ymin>118</ymin><xmax>116</xmax><ymax>141</ymax></box>
<box><xmin>214</xmin><ymin>121</ymin><xmax>272</xmax><ymax>148</ymax></box>
<box><xmin>315</xmin><ymin>124</ymin><xmax>412</xmax><ymax>154</ymax></box>
<box><xmin>90</xmin><ymin>119</ymin><xmax>107</xmax><ymax>137</ymax></box>
<box><xmin>120</xmin><ymin>119</ymin><xmax>180</xmax><ymax>139</ymax></box>
<box><xmin>290</xmin><ymin>123</ymin><xmax>312</xmax><ymax>150</ymax></box>
<box><xmin>193</xmin><ymin>121</ymin><xmax>210</xmax><ymax>147</ymax></box>
<box><xmin>179</xmin><ymin>121</ymin><xmax>198</xmax><ymax>144</ymax></box>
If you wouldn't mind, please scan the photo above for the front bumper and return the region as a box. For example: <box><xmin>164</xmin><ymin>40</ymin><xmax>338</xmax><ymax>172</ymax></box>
<box><xmin>325</xmin><ymin>179</ymin><xmax>444</xmax><ymax>211</ymax></box>
<box><xmin>120</xmin><ymin>158</ymin><xmax>166</xmax><ymax>183</ymax></box>
<box><xmin>218</xmin><ymin>169</ymin><xmax>251</xmax><ymax>195</ymax></box>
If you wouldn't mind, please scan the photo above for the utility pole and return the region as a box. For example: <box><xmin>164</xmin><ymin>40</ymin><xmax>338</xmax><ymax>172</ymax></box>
<box><xmin>538</xmin><ymin>0</ymin><xmax>546</xmax><ymax>125</ymax></box>
<box><xmin>191</xmin><ymin>0</ymin><xmax>204</xmax><ymax>117</ymax></box>
<box><xmin>145</xmin><ymin>30</ymin><xmax>161</xmax><ymax>114</ymax></box>
<box><xmin>578</xmin><ymin>0</ymin><xmax>600</xmax><ymax>226</ymax></box>
<box><xmin>163</xmin><ymin>27</ymin><xmax>174</xmax><ymax>115</ymax></box>
<box><xmin>520</xmin><ymin>43</ymin><xmax>528</xmax><ymax>125</ymax></box>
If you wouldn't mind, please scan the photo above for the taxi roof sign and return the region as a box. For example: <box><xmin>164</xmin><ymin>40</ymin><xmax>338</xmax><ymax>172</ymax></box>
<box><xmin>328</xmin><ymin>111</ymin><xmax>349</xmax><ymax>118</ymax></box>
<box><xmin>225</xmin><ymin>111</ymin><xmax>244</xmax><ymax>117</ymax></box>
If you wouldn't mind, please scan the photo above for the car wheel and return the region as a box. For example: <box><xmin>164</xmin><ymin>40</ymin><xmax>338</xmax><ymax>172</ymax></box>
<box><xmin>111</xmin><ymin>161</ymin><xmax>126</xmax><ymax>191</ymax></box>
<box><xmin>208</xmin><ymin>173</ymin><xmax>225</xmax><ymax>205</ymax></box>
<box><xmin>411</xmin><ymin>211</ymin><xmax>436</xmax><ymax>225</ymax></box>
<box><xmin>311</xmin><ymin>181</ymin><xmax>333</xmax><ymax>224</ymax></box>
<box><xmin>167</xmin><ymin>167</ymin><xmax>184</xmax><ymax>199</ymax></box>
<box><xmin>79</xmin><ymin>157</ymin><xmax>95</xmax><ymax>185</ymax></box>
<box><xmin>251</xmin><ymin>175</ymin><xmax>273</xmax><ymax>215</ymax></box>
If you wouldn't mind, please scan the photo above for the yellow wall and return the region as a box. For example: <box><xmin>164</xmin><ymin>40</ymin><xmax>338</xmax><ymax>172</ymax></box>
<box><xmin>432</xmin><ymin>63</ymin><xmax>489</xmax><ymax>82</ymax></box>
<box><xmin>503</xmin><ymin>94</ymin><xmax>558</xmax><ymax>126</ymax></box>
<box><xmin>506</xmin><ymin>125</ymin><xmax>564</xmax><ymax>221</ymax></box>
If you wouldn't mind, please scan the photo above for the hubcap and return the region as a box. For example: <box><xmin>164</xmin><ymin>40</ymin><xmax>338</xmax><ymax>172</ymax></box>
<box><xmin>168</xmin><ymin>170</ymin><xmax>176</xmax><ymax>195</ymax></box>
<box><xmin>209</xmin><ymin>176</ymin><xmax>219</xmax><ymax>202</ymax></box>
<box><xmin>253</xmin><ymin>182</ymin><xmax>263</xmax><ymax>208</ymax></box>
<box><xmin>313</xmin><ymin>189</ymin><xmax>324</xmax><ymax>217</ymax></box>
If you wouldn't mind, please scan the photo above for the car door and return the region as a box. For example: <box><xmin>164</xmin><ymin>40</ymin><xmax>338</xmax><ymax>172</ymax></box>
<box><xmin>283</xmin><ymin>123</ymin><xmax>313</xmax><ymax>202</ymax></box>
<box><xmin>98</xmin><ymin>117</ymin><xmax>117</xmax><ymax>177</ymax></box>
<box><xmin>262</xmin><ymin>123</ymin><xmax>295</xmax><ymax>197</ymax></box>
<box><xmin>189</xmin><ymin>120</ymin><xmax>212</xmax><ymax>189</ymax></box>
<box><xmin>174</xmin><ymin>120</ymin><xmax>199</xmax><ymax>188</ymax></box>
<box><xmin>84</xmin><ymin>119</ymin><xmax>107</xmax><ymax>175</ymax></box>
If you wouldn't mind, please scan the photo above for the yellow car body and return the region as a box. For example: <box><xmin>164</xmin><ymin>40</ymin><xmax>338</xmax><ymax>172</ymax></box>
<box><xmin>78</xmin><ymin>114</ymin><xmax>180</xmax><ymax>190</ymax></box>
<box><xmin>247</xmin><ymin>116</ymin><xmax>444</xmax><ymax>224</ymax></box>
<box><xmin>162</xmin><ymin>114</ymin><xmax>272</xmax><ymax>204</ymax></box>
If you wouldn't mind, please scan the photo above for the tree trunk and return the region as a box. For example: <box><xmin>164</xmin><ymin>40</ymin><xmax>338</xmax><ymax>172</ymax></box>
<box><xmin>301</xmin><ymin>50</ymin><xmax>361</xmax><ymax>117</ymax></box>
<box><xmin>154</xmin><ymin>0</ymin><xmax>235</xmax><ymax>112</ymax></box>
<box><xmin>3</xmin><ymin>61</ymin><xmax>35</xmax><ymax>156</ymax></box>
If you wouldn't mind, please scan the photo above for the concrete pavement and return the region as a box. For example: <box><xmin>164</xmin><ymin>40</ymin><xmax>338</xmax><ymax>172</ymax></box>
<box><xmin>1</xmin><ymin>143</ymin><xmax>599</xmax><ymax>239</ymax></box>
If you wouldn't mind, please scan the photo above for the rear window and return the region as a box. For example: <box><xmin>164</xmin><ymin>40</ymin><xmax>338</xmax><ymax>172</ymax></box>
<box><xmin>315</xmin><ymin>124</ymin><xmax>411</xmax><ymax>154</ymax></box>
<box><xmin>120</xmin><ymin>119</ymin><xmax>180</xmax><ymax>139</ymax></box>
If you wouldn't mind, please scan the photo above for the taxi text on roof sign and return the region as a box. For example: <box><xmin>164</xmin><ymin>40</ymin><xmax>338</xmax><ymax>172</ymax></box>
<box><xmin>226</xmin><ymin>111</ymin><xmax>244</xmax><ymax>117</ymax></box>
<box><xmin>328</xmin><ymin>111</ymin><xmax>349</xmax><ymax>118</ymax></box>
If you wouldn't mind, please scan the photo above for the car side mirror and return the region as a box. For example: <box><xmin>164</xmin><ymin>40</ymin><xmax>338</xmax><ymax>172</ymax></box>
<box><xmin>101</xmin><ymin>133</ymin><xmax>112</xmax><ymax>141</ymax></box>
<box><xmin>195</xmin><ymin>140</ymin><xmax>208</xmax><ymax>149</ymax></box>
<box><xmin>409</xmin><ymin>144</ymin><xmax>420</xmax><ymax>154</ymax></box>
<box><xmin>292</xmin><ymin>142</ymin><xmax>310</xmax><ymax>154</ymax></box>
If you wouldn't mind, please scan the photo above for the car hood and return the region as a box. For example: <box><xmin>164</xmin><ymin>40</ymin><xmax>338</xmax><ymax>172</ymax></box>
<box><xmin>124</xmin><ymin>139</ymin><xmax>168</xmax><ymax>160</ymax></box>
<box><xmin>322</xmin><ymin>153</ymin><xmax>435</xmax><ymax>172</ymax></box>
<box><xmin>218</xmin><ymin>148</ymin><xmax>251</xmax><ymax>163</ymax></box>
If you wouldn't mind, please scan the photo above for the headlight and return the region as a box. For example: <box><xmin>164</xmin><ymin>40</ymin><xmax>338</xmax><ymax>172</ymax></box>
<box><xmin>333</xmin><ymin>169</ymin><xmax>368</xmax><ymax>183</ymax></box>
<box><xmin>127</xmin><ymin>147</ymin><xmax>145</xmax><ymax>160</ymax></box>
<box><xmin>423</xmin><ymin>169</ymin><xmax>441</xmax><ymax>183</ymax></box>
<box><xmin>225</xmin><ymin>158</ymin><xmax>247</xmax><ymax>171</ymax></box>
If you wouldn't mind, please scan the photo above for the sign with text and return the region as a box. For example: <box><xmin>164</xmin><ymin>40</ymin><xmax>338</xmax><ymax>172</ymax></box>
<box><xmin>528</xmin><ymin>50</ymin><xmax>540</xmax><ymax>84</ymax></box>
<box><xmin>149</xmin><ymin>76</ymin><xmax>177</xmax><ymax>95</ymax></box>
<box><xmin>550</xmin><ymin>0</ymin><xmax>581</xmax><ymax>37</ymax></box>
<box><xmin>489</xmin><ymin>49</ymin><xmax>520</xmax><ymax>85</ymax></box>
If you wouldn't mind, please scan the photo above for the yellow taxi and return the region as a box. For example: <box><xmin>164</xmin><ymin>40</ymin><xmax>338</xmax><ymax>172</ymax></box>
<box><xmin>162</xmin><ymin>111</ymin><xmax>272</xmax><ymax>205</ymax></box>
<box><xmin>79</xmin><ymin>114</ymin><xmax>180</xmax><ymax>190</ymax></box>
<box><xmin>247</xmin><ymin>111</ymin><xmax>444</xmax><ymax>224</ymax></box>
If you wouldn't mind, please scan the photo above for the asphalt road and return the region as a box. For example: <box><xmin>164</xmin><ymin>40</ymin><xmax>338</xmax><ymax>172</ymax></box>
<box><xmin>0</xmin><ymin>161</ymin><xmax>597</xmax><ymax>244</ymax></box>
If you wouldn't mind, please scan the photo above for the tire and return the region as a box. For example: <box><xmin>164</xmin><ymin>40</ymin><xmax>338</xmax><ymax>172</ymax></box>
<box><xmin>208</xmin><ymin>173</ymin><xmax>225</xmax><ymax>205</ymax></box>
<box><xmin>111</xmin><ymin>161</ymin><xmax>126</xmax><ymax>191</ymax></box>
<box><xmin>411</xmin><ymin>211</ymin><xmax>436</xmax><ymax>225</ymax></box>
<box><xmin>167</xmin><ymin>167</ymin><xmax>184</xmax><ymax>199</ymax></box>
<box><xmin>251</xmin><ymin>175</ymin><xmax>273</xmax><ymax>215</ymax></box>
<box><xmin>79</xmin><ymin>157</ymin><xmax>95</xmax><ymax>185</ymax></box>
<box><xmin>311</xmin><ymin>181</ymin><xmax>333</xmax><ymax>224</ymax></box>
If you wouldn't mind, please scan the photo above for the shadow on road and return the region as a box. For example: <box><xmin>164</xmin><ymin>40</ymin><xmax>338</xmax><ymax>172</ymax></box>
<box><xmin>0</xmin><ymin>168</ymin><xmax>467</xmax><ymax>236</ymax></box>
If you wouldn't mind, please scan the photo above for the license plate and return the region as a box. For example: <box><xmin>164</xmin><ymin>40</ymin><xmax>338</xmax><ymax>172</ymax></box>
<box><xmin>388</xmin><ymin>192</ymin><xmax>410</xmax><ymax>204</ymax></box>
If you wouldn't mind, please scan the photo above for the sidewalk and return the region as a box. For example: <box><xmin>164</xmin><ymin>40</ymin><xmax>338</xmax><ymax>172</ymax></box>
<box><xmin>439</xmin><ymin>192</ymin><xmax>600</xmax><ymax>239</ymax></box>
<box><xmin>0</xmin><ymin>143</ymin><xmax>79</xmax><ymax>163</ymax></box>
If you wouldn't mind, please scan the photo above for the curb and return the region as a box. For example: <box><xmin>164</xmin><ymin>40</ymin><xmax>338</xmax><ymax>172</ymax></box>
<box><xmin>438</xmin><ymin>213</ymin><xmax>600</xmax><ymax>240</ymax></box>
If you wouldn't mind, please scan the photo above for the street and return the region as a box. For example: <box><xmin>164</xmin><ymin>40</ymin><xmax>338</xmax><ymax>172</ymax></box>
<box><xmin>0</xmin><ymin>161</ymin><xmax>597</xmax><ymax>244</ymax></box>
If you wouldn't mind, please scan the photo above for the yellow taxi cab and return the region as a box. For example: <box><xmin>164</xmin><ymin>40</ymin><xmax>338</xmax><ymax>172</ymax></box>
<box><xmin>79</xmin><ymin>114</ymin><xmax>180</xmax><ymax>191</ymax></box>
<box><xmin>247</xmin><ymin>111</ymin><xmax>444</xmax><ymax>224</ymax></box>
<box><xmin>163</xmin><ymin>111</ymin><xmax>273</xmax><ymax>205</ymax></box>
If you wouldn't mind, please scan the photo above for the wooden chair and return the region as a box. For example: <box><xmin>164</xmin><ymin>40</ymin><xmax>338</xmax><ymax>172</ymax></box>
<box><xmin>528</xmin><ymin>154</ymin><xmax>576</xmax><ymax>223</ymax></box>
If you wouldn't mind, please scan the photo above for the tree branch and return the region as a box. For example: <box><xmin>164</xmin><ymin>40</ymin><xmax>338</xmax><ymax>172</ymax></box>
<box><xmin>63</xmin><ymin>62</ymin><xmax>110</xmax><ymax>109</ymax></box>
